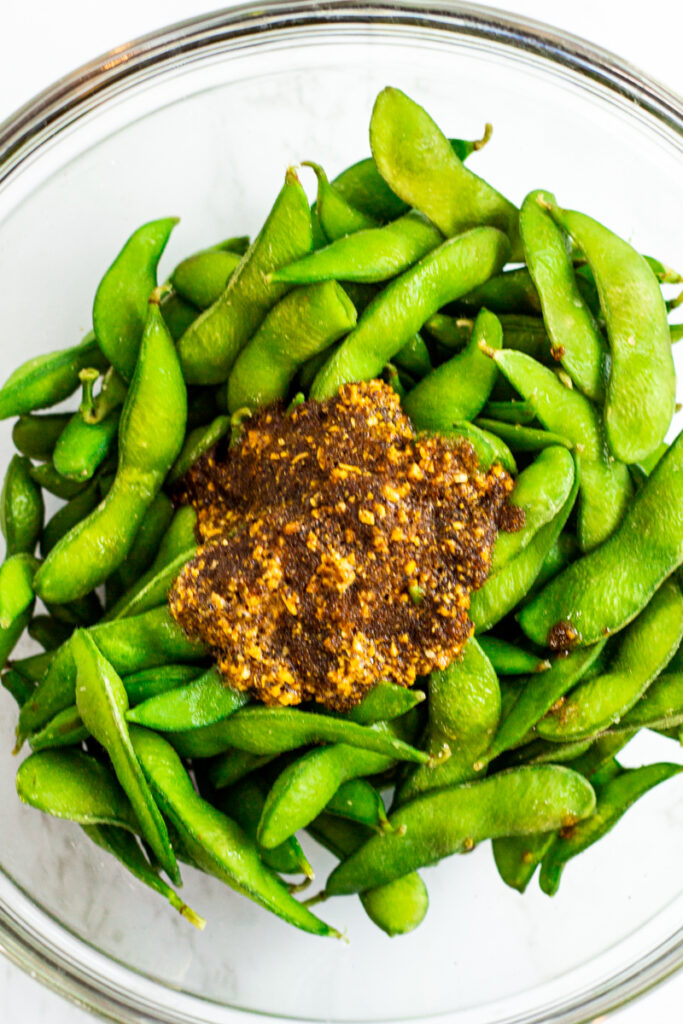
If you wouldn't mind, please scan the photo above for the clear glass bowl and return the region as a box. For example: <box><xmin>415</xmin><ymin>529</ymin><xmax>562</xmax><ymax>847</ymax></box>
<box><xmin>0</xmin><ymin>3</ymin><xmax>682</xmax><ymax>1022</ymax></box>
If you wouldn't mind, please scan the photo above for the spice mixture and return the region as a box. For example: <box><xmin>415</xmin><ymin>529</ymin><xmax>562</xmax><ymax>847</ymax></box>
<box><xmin>170</xmin><ymin>380</ymin><xmax>516</xmax><ymax>710</ymax></box>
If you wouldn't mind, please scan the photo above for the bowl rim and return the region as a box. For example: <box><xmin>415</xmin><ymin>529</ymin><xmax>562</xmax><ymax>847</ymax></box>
<box><xmin>0</xmin><ymin>2</ymin><xmax>682</xmax><ymax>1022</ymax></box>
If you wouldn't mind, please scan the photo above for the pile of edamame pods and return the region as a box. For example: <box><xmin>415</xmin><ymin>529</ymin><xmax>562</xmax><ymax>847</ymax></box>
<box><xmin>1</xmin><ymin>85</ymin><xmax>682</xmax><ymax>938</ymax></box>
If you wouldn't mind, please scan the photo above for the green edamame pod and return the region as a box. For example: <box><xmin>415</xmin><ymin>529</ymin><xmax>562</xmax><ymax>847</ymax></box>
<box><xmin>0</xmin><ymin>604</ymin><xmax>34</xmax><ymax>681</ymax></box>
<box><xmin>227</xmin><ymin>282</ymin><xmax>357</xmax><ymax>413</ymax></box>
<box><xmin>519</xmin><ymin>430</ymin><xmax>683</xmax><ymax>649</ymax></box>
<box><xmin>12</xmin><ymin>414</ymin><xmax>72</xmax><ymax>461</ymax></box>
<box><xmin>16</xmin><ymin>749</ymin><xmax>138</xmax><ymax>829</ymax></box>
<box><xmin>423</xmin><ymin>313</ymin><xmax>473</xmax><ymax>352</ymax></box>
<box><xmin>470</xmin><ymin>460</ymin><xmax>579</xmax><ymax>633</ymax></box>
<box><xmin>17</xmin><ymin>605</ymin><xmax>204</xmax><ymax>740</ymax></box>
<box><xmin>531</xmin><ymin>533</ymin><xmax>579</xmax><ymax>593</ymax></box>
<box><xmin>489</xmin><ymin>349</ymin><xmax>632</xmax><ymax>551</ymax></box>
<box><xmin>52</xmin><ymin>409</ymin><xmax>120</xmax><ymax>481</ymax></box>
<box><xmin>475</xmin><ymin>418</ymin><xmax>572</xmax><ymax>454</ymax></box>
<box><xmin>29</xmin><ymin>704</ymin><xmax>88</xmax><ymax>751</ymax></box>
<box><xmin>609</xmin><ymin>672</ymin><xmax>683</xmax><ymax>734</ymax></box>
<box><xmin>403</xmin><ymin>309</ymin><xmax>501</xmax><ymax>430</ymax></box>
<box><xmin>28</xmin><ymin>463</ymin><xmax>90</xmax><ymax>500</ymax></box>
<box><xmin>397</xmin><ymin>638</ymin><xmax>500</xmax><ymax>804</ymax></box>
<box><xmin>438</xmin><ymin>422</ymin><xmax>517</xmax><ymax>475</ymax></box>
<box><xmin>127</xmin><ymin>666</ymin><xmax>248</xmax><ymax>731</ymax></box>
<box><xmin>326</xmin><ymin>765</ymin><xmax>596</xmax><ymax>895</ymax></box>
<box><xmin>167</xmin><ymin>706</ymin><xmax>430</xmax><ymax>763</ymax></box>
<box><xmin>306</xmin><ymin>162</ymin><xmax>379</xmax><ymax>241</ymax></box>
<box><xmin>536</xmin><ymin>580</ymin><xmax>683</xmax><ymax>741</ymax></box>
<box><xmin>478</xmin><ymin>636</ymin><xmax>550</xmax><ymax>676</ymax></box>
<box><xmin>458</xmin><ymin>267</ymin><xmax>542</xmax><ymax>316</ymax></box>
<box><xmin>493</xmin><ymin>832</ymin><xmax>555</xmax><ymax>893</ymax></box>
<box><xmin>491</xmin><ymin>447</ymin><xmax>575</xmax><ymax>571</ymax></box>
<box><xmin>393</xmin><ymin>333</ymin><xmax>432</xmax><ymax>380</ymax></box>
<box><xmin>167</xmin><ymin>416</ymin><xmax>230</xmax><ymax>484</ymax></box>
<box><xmin>160</xmin><ymin>290</ymin><xmax>200</xmax><ymax>342</ymax></box>
<box><xmin>330</xmin><ymin>133</ymin><xmax>483</xmax><ymax>221</ymax></box>
<box><xmin>114</xmin><ymin>492</ymin><xmax>174</xmax><ymax>590</ymax></box>
<box><xmin>11</xmin><ymin>650</ymin><xmax>54</xmax><ymax>683</ymax></box>
<box><xmin>40</xmin><ymin>477</ymin><xmax>101</xmax><ymax>556</ymax></box>
<box><xmin>0</xmin><ymin>553</ymin><xmax>37</xmax><ymax>628</ymax></box>
<box><xmin>129</xmin><ymin>726</ymin><xmax>339</xmax><ymax>937</ymax></box>
<box><xmin>520</xmin><ymin>191</ymin><xmax>607</xmax><ymax>401</ymax></box>
<box><xmin>539</xmin><ymin>763</ymin><xmax>682</xmax><ymax>895</ymax></box>
<box><xmin>35</xmin><ymin>298</ymin><xmax>187</xmax><ymax>603</ymax></box>
<box><xmin>93</xmin><ymin>218</ymin><xmax>178</xmax><ymax>380</ymax></box>
<box><xmin>178</xmin><ymin>170</ymin><xmax>313</xmax><ymax>384</ymax></box>
<box><xmin>257</xmin><ymin>739</ymin><xmax>398</xmax><ymax>850</ymax></box>
<box><xmin>369</xmin><ymin>88</ymin><xmax>521</xmax><ymax>257</ymax></box>
<box><xmin>2</xmin><ymin>668</ymin><xmax>35</xmax><ymax>708</ymax></box>
<box><xmin>1</xmin><ymin>456</ymin><xmax>43</xmax><ymax>558</ymax></box>
<box><xmin>152</xmin><ymin>506</ymin><xmax>197</xmax><ymax>570</ymax></box>
<box><xmin>307</xmin><ymin>813</ymin><xmax>429</xmax><ymax>937</ymax></box>
<box><xmin>481</xmin><ymin>642</ymin><xmax>607</xmax><ymax>765</ymax></box>
<box><xmin>208</xmin><ymin>749</ymin><xmax>278</xmax><ymax>790</ymax></box>
<box><xmin>311</xmin><ymin>228</ymin><xmax>510</xmax><ymax>399</ymax></box>
<box><xmin>272</xmin><ymin>212</ymin><xmax>443</xmax><ymax>285</ymax></box>
<box><xmin>326</xmin><ymin>778</ymin><xmax>390</xmax><ymax>832</ymax></box>
<box><xmin>73</xmin><ymin>629</ymin><xmax>180</xmax><ymax>883</ymax></box>
<box><xmin>0</xmin><ymin>333</ymin><xmax>107</xmax><ymax>420</ymax></box>
<box><xmin>550</xmin><ymin>204</ymin><xmax>675</xmax><ymax>464</ymax></box>
<box><xmin>342</xmin><ymin>680</ymin><xmax>425</xmax><ymax>725</ymax></box>
<box><xmin>213</xmin><ymin>776</ymin><xmax>313</xmax><ymax>879</ymax></box>
<box><xmin>83</xmin><ymin>825</ymin><xmax>205</xmax><ymax>929</ymax></box>
<box><xmin>481</xmin><ymin>400</ymin><xmax>536</xmax><ymax>425</ymax></box>
<box><xmin>122</xmin><ymin>664</ymin><xmax>204</xmax><ymax>706</ymax></box>
<box><xmin>171</xmin><ymin>249</ymin><xmax>242</xmax><ymax>309</ymax></box>
<box><xmin>105</xmin><ymin>546</ymin><xmax>196</xmax><ymax>622</ymax></box>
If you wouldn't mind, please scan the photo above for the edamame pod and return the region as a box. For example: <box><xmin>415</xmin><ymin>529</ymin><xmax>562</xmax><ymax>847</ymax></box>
<box><xmin>127</xmin><ymin>666</ymin><xmax>248</xmax><ymax>731</ymax></box>
<box><xmin>491</xmin><ymin>447</ymin><xmax>575</xmax><ymax>571</ymax></box>
<box><xmin>539</xmin><ymin>763</ymin><xmax>682</xmax><ymax>895</ymax></box>
<box><xmin>16</xmin><ymin>749</ymin><xmax>138</xmax><ymax>830</ymax></box>
<box><xmin>73</xmin><ymin>630</ymin><xmax>180</xmax><ymax>883</ymax></box>
<box><xmin>227</xmin><ymin>282</ymin><xmax>357</xmax><ymax>413</ymax></box>
<box><xmin>52</xmin><ymin>409</ymin><xmax>120</xmax><ymax>482</ymax></box>
<box><xmin>489</xmin><ymin>348</ymin><xmax>632</xmax><ymax>551</ymax></box>
<box><xmin>272</xmin><ymin>212</ymin><xmax>443</xmax><ymax>285</ymax></box>
<box><xmin>311</xmin><ymin>228</ymin><xmax>510</xmax><ymax>399</ymax></box>
<box><xmin>93</xmin><ymin>218</ymin><xmax>178</xmax><ymax>380</ymax></box>
<box><xmin>167</xmin><ymin>706</ymin><xmax>431</xmax><ymax>763</ymax></box>
<box><xmin>520</xmin><ymin>191</ymin><xmax>607</xmax><ymax>400</ymax></box>
<box><xmin>178</xmin><ymin>170</ymin><xmax>313</xmax><ymax>384</ymax></box>
<box><xmin>35</xmin><ymin>298</ymin><xmax>187</xmax><ymax>603</ymax></box>
<box><xmin>0</xmin><ymin>553</ymin><xmax>37</xmax><ymax>628</ymax></box>
<box><xmin>1</xmin><ymin>456</ymin><xmax>44</xmax><ymax>557</ymax></box>
<box><xmin>536</xmin><ymin>580</ymin><xmax>683</xmax><ymax>741</ymax></box>
<box><xmin>326</xmin><ymin>778</ymin><xmax>390</xmax><ymax>832</ymax></box>
<box><xmin>0</xmin><ymin>333</ymin><xmax>107</xmax><ymax>420</ymax></box>
<box><xmin>326</xmin><ymin>765</ymin><xmax>596</xmax><ymax>894</ymax></box>
<box><xmin>167</xmin><ymin>416</ymin><xmax>230</xmax><ymax>485</ymax></box>
<box><xmin>481</xmin><ymin>643</ymin><xmax>607</xmax><ymax>765</ymax></box>
<box><xmin>550</xmin><ymin>204</ymin><xmax>675</xmax><ymax>463</ymax></box>
<box><xmin>403</xmin><ymin>309</ymin><xmax>501</xmax><ymax>429</ymax></box>
<box><xmin>17</xmin><ymin>605</ymin><xmax>204</xmax><ymax>739</ymax></box>
<box><xmin>308</xmin><ymin>813</ymin><xmax>429</xmax><ymax>936</ymax></box>
<box><xmin>171</xmin><ymin>249</ymin><xmax>242</xmax><ymax>309</ymax></box>
<box><xmin>397</xmin><ymin>638</ymin><xmax>500</xmax><ymax>803</ymax></box>
<box><xmin>12</xmin><ymin>414</ymin><xmax>72</xmax><ymax>461</ymax></box>
<box><xmin>369</xmin><ymin>88</ymin><xmax>521</xmax><ymax>257</ymax></box>
<box><xmin>470</xmin><ymin>461</ymin><xmax>579</xmax><ymax>633</ymax></box>
<box><xmin>519</xmin><ymin>430</ymin><xmax>683</xmax><ymax>648</ymax></box>
<box><xmin>475</xmin><ymin>418</ymin><xmax>572</xmax><ymax>453</ymax></box>
<box><xmin>330</xmin><ymin>133</ymin><xmax>482</xmax><ymax>221</ymax></box>
<box><xmin>130</xmin><ymin>726</ymin><xmax>339</xmax><ymax>937</ymax></box>
<box><xmin>477</xmin><ymin>636</ymin><xmax>550</xmax><ymax>676</ymax></box>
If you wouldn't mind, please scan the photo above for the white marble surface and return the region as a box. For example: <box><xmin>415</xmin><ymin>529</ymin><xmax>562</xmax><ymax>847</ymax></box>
<box><xmin>0</xmin><ymin>0</ymin><xmax>681</xmax><ymax>1021</ymax></box>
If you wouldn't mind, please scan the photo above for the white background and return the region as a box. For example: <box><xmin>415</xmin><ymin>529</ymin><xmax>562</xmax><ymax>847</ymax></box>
<box><xmin>0</xmin><ymin>0</ymin><xmax>681</xmax><ymax>1021</ymax></box>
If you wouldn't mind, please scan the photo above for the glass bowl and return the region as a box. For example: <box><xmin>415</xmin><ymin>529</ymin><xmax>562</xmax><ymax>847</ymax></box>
<box><xmin>0</xmin><ymin>3</ymin><xmax>681</xmax><ymax>1022</ymax></box>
